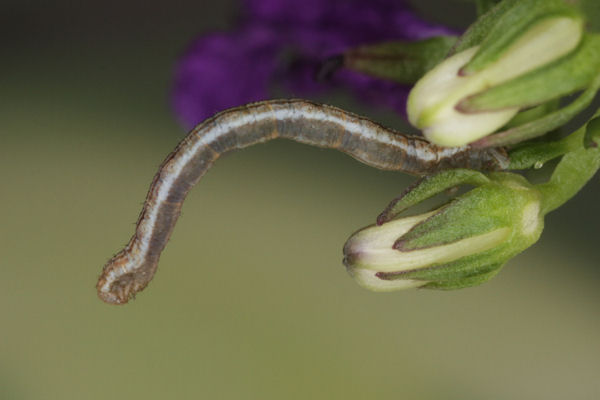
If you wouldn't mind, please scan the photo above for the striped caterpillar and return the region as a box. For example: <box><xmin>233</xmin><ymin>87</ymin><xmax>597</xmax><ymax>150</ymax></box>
<box><xmin>97</xmin><ymin>99</ymin><xmax>508</xmax><ymax>304</ymax></box>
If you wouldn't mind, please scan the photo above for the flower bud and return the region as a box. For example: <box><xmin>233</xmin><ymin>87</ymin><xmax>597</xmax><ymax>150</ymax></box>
<box><xmin>343</xmin><ymin>171</ymin><xmax>544</xmax><ymax>290</ymax></box>
<box><xmin>407</xmin><ymin>3</ymin><xmax>584</xmax><ymax>146</ymax></box>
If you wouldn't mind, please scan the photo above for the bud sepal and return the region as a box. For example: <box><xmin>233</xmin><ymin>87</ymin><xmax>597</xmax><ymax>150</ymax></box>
<box><xmin>344</xmin><ymin>171</ymin><xmax>544</xmax><ymax>291</ymax></box>
<box><xmin>407</xmin><ymin>0</ymin><xmax>594</xmax><ymax>146</ymax></box>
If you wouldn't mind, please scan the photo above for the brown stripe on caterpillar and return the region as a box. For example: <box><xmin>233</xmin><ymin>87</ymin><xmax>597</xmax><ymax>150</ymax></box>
<box><xmin>97</xmin><ymin>99</ymin><xmax>508</xmax><ymax>304</ymax></box>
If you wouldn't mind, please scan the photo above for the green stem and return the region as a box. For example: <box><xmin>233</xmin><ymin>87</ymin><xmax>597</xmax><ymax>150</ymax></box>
<box><xmin>507</xmin><ymin>126</ymin><xmax>584</xmax><ymax>170</ymax></box>
<box><xmin>537</xmin><ymin>114</ymin><xmax>600</xmax><ymax>214</ymax></box>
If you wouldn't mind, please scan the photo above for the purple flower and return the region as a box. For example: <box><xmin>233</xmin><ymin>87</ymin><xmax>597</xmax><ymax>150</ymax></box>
<box><xmin>172</xmin><ymin>0</ymin><xmax>454</xmax><ymax>129</ymax></box>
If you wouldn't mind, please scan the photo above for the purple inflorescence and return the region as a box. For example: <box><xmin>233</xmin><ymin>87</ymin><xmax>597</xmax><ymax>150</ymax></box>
<box><xmin>172</xmin><ymin>0</ymin><xmax>454</xmax><ymax>129</ymax></box>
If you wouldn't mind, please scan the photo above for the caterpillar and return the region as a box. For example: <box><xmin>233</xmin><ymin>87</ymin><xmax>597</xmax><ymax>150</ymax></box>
<box><xmin>97</xmin><ymin>99</ymin><xmax>508</xmax><ymax>304</ymax></box>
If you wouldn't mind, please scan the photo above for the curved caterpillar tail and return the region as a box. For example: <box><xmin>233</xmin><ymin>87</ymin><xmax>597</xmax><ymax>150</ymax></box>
<box><xmin>97</xmin><ymin>99</ymin><xmax>508</xmax><ymax>304</ymax></box>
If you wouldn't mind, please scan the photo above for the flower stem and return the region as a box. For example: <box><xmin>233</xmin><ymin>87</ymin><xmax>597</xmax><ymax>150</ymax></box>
<box><xmin>536</xmin><ymin>113</ymin><xmax>600</xmax><ymax>214</ymax></box>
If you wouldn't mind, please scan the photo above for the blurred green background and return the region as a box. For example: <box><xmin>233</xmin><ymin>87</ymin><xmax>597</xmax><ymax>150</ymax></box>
<box><xmin>2</xmin><ymin>1</ymin><xmax>599</xmax><ymax>399</ymax></box>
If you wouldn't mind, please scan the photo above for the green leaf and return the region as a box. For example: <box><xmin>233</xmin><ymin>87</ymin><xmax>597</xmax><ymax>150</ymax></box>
<box><xmin>341</xmin><ymin>36</ymin><xmax>457</xmax><ymax>84</ymax></box>
<box><xmin>452</xmin><ymin>0</ymin><xmax>519</xmax><ymax>54</ymax></box>
<box><xmin>394</xmin><ymin>184</ymin><xmax>514</xmax><ymax>251</ymax></box>
<box><xmin>474</xmin><ymin>0</ymin><xmax>503</xmax><ymax>17</ymax></box>
<box><xmin>420</xmin><ymin>266</ymin><xmax>502</xmax><ymax>290</ymax></box>
<box><xmin>584</xmin><ymin>113</ymin><xmax>600</xmax><ymax>147</ymax></box>
<box><xmin>471</xmin><ymin>73</ymin><xmax>600</xmax><ymax>148</ymax></box>
<box><xmin>504</xmin><ymin>99</ymin><xmax>560</xmax><ymax>129</ymax></box>
<box><xmin>377</xmin><ymin>169</ymin><xmax>490</xmax><ymax>224</ymax></box>
<box><xmin>394</xmin><ymin>194</ymin><xmax>502</xmax><ymax>251</ymax></box>
<box><xmin>462</xmin><ymin>0</ymin><xmax>582</xmax><ymax>75</ymax></box>
<box><xmin>458</xmin><ymin>34</ymin><xmax>600</xmax><ymax>112</ymax></box>
<box><xmin>572</xmin><ymin>0</ymin><xmax>600</xmax><ymax>32</ymax></box>
<box><xmin>377</xmin><ymin>252</ymin><xmax>505</xmax><ymax>289</ymax></box>
<box><xmin>394</xmin><ymin>173</ymin><xmax>540</xmax><ymax>252</ymax></box>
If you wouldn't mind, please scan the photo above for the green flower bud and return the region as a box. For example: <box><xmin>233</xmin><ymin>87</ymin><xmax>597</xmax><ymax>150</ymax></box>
<box><xmin>407</xmin><ymin>1</ymin><xmax>585</xmax><ymax>146</ymax></box>
<box><xmin>343</xmin><ymin>171</ymin><xmax>544</xmax><ymax>291</ymax></box>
